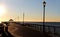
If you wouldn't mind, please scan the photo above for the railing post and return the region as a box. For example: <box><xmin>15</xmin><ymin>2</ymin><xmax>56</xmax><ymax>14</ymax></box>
<box><xmin>35</xmin><ymin>24</ymin><xmax>36</xmax><ymax>30</ymax></box>
<box><xmin>33</xmin><ymin>24</ymin><xmax>35</xmax><ymax>29</ymax></box>
<box><xmin>34</xmin><ymin>24</ymin><xmax>36</xmax><ymax>29</ymax></box>
<box><xmin>48</xmin><ymin>26</ymin><xmax>51</xmax><ymax>33</ymax></box>
<box><xmin>54</xmin><ymin>26</ymin><xmax>56</xmax><ymax>34</ymax></box>
<box><xmin>38</xmin><ymin>25</ymin><xmax>40</xmax><ymax>31</ymax></box>
<box><xmin>40</xmin><ymin>25</ymin><xmax>42</xmax><ymax>31</ymax></box>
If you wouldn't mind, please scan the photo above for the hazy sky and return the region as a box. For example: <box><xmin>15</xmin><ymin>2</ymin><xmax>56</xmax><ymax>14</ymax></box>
<box><xmin>0</xmin><ymin>0</ymin><xmax>60</xmax><ymax>22</ymax></box>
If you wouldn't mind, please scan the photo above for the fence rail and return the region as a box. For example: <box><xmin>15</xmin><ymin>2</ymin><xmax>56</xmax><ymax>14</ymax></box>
<box><xmin>24</xmin><ymin>23</ymin><xmax>60</xmax><ymax>36</ymax></box>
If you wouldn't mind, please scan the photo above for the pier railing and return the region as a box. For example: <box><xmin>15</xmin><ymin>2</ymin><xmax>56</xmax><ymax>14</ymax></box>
<box><xmin>24</xmin><ymin>23</ymin><xmax>60</xmax><ymax>36</ymax></box>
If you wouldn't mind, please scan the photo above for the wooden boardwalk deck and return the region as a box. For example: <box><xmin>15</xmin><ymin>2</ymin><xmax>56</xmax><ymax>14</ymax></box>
<box><xmin>8</xmin><ymin>24</ymin><xmax>59</xmax><ymax>37</ymax></box>
<box><xmin>8</xmin><ymin>24</ymin><xmax>44</xmax><ymax>37</ymax></box>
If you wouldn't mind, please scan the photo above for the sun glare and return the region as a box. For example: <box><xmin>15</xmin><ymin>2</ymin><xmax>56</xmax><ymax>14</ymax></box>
<box><xmin>0</xmin><ymin>5</ymin><xmax>6</xmax><ymax>17</ymax></box>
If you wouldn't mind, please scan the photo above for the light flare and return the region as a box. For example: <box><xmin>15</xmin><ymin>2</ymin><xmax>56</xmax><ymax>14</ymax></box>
<box><xmin>0</xmin><ymin>4</ymin><xmax>6</xmax><ymax>17</ymax></box>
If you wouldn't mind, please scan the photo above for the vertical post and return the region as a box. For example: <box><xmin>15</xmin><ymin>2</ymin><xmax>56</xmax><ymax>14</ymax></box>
<box><xmin>48</xmin><ymin>26</ymin><xmax>51</xmax><ymax>33</ymax></box>
<box><xmin>43</xmin><ymin>1</ymin><xmax>46</xmax><ymax>33</ymax></box>
<box><xmin>18</xmin><ymin>16</ymin><xmax>19</xmax><ymax>21</ymax></box>
<box><xmin>40</xmin><ymin>25</ymin><xmax>42</xmax><ymax>31</ymax></box>
<box><xmin>23</xmin><ymin>12</ymin><xmax>24</xmax><ymax>25</ymax></box>
<box><xmin>18</xmin><ymin>11</ymin><xmax>19</xmax><ymax>21</ymax></box>
<box><xmin>43</xmin><ymin>4</ymin><xmax>45</xmax><ymax>33</ymax></box>
<box><xmin>54</xmin><ymin>26</ymin><xmax>56</xmax><ymax>34</ymax></box>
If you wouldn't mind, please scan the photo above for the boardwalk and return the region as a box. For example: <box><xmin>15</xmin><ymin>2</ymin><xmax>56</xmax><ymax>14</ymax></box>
<box><xmin>8</xmin><ymin>23</ymin><xmax>59</xmax><ymax>37</ymax></box>
<box><xmin>8</xmin><ymin>24</ymin><xmax>44</xmax><ymax>37</ymax></box>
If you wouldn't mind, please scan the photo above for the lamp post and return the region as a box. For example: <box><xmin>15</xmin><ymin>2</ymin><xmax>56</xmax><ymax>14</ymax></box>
<box><xmin>43</xmin><ymin>1</ymin><xmax>46</xmax><ymax>33</ymax></box>
<box><xmin>23</xmin><ymin>12</ymin><xmax>24</xmax><ymax>26</ymax></box>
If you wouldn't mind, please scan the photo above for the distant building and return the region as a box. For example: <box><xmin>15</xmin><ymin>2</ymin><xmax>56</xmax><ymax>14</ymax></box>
<box><xmin>9</xmin><ymin>19</ymin><xmax>14</xmax><ymax>22</ymax></box>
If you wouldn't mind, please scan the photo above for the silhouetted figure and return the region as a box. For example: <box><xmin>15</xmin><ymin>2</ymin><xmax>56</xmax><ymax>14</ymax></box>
<box><xmin>0</xmin><ymin>23</ymin><xmax>14</xmax><ymax>37</ymax></box>
<box><xmin>0</xmin><ymin>23</ymin><xmax>4</xmax><ymax>34</ymax></box>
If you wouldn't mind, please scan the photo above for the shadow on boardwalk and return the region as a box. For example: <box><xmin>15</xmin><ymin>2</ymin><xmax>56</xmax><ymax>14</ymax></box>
<box><xmin>1</xmin><ymin>31</ymin><xmax>14</xmax><ymax>37</ymax></box>
<box><xmin>22</xmin><ymin>26</ymin><xmax>44</xmax><ymax>37</ymax></box>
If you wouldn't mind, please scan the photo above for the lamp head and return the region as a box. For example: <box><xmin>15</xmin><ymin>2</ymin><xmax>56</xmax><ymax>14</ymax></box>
<box><xmin>43</xmin><ymin>1</ymin><xmax>46</xmax><ymax>6</ymax></box>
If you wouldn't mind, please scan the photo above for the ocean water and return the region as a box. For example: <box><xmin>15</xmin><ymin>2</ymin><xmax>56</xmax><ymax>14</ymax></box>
<box><xmin>22</xmin><ymin>22</ymin><xmax>60</xmax><ymax>35</ymax></box>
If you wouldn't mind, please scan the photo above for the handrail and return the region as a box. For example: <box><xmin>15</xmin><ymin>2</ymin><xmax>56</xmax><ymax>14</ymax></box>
<box><xmin>24</xmin><ymin>23</ymin><xmax>60</xmax><ymax>36</ymax></box>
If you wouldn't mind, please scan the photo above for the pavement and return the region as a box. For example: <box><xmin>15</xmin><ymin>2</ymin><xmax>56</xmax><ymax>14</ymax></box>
<box><xmin>8</xmin><ymin>23</ymin><xmax>45</xmax><ymax>37</ymax></box>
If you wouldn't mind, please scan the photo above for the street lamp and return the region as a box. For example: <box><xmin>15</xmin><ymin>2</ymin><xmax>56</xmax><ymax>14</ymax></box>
<box><xmin>43</xmin><ymin>1</ymin><xmax>46</xmax><ymax>33</ymax></box>
<box><xmin>23</xmin><ymin>12</ymin><xmax>24</xmax><ymax>26</ymax></box>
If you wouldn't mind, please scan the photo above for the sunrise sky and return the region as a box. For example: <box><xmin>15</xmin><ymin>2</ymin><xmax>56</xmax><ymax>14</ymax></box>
<box><xmin>0</xmin><ymin>0</ymin><xmax>60</xmax><ymax>22</ymax></box>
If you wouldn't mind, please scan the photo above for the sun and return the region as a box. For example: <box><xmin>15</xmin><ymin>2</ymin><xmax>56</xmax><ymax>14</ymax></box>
<box><xmin>0</xmin><ymin>5</ymin><xmax>6</xmax><ymax>17</ymax></box>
